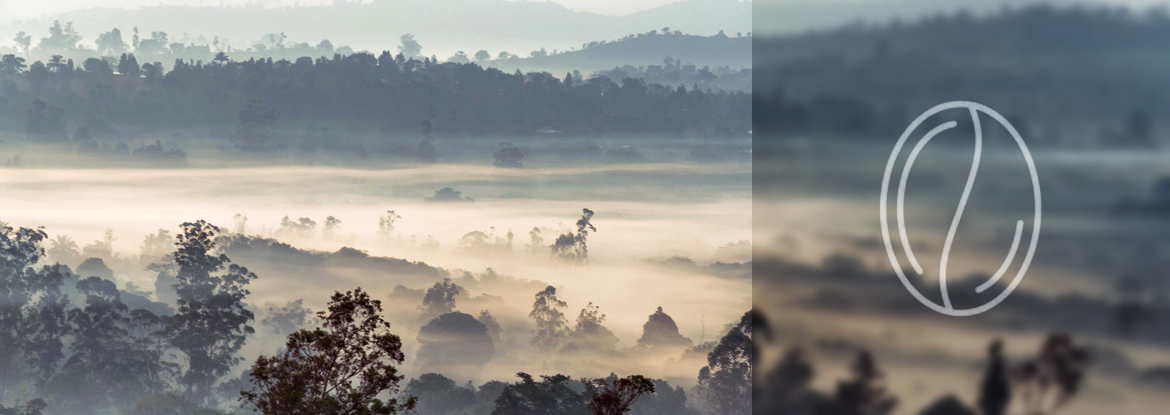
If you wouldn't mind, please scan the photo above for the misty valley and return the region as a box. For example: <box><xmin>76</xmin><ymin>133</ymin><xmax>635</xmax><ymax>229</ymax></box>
<box><xmin>0</xmin><ymin>5</ymin><xmax>753</xmax><ymax>415</ymax></box>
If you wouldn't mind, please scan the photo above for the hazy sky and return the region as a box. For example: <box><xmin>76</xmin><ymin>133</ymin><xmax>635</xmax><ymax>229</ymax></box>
<box><xmin>0</xmin><ymin>0</ymin><xmax>689</xmax><ymax>22</ymax></box>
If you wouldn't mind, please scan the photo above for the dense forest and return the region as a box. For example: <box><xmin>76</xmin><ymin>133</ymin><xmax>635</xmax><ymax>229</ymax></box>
<box><xmin>0</xmin><ymin>50</ymin><xmax>748</xmax><ymax>155</ymax></box>
<box><xmin>754</xmin><ymin>5</ymin><xmax>1170</xmax><ymax>146</ymax></box>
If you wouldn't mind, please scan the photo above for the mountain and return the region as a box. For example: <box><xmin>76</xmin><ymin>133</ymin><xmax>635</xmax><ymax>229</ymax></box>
<box><xmin>495</xmin><ymin>31</ymin><xmax>751</xmax><ymax>74</ymax></box>
<box><xmin>0</xmin><ymin>0</ymin><xmax>752</xmax><ymax>59</ymax></box>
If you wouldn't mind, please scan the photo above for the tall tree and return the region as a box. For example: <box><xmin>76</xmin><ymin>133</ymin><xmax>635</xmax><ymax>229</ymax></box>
<box><xmin>550</xmin><ymin>209</ymin><xmax>596</xmax><ymax>264</ymax></box>
<box><xmin>696</xmin><ymin>311</ymin><xmax>752</xmax><ymax>415</ymax></box>
<box><xmin>166</xmin><ymin>220</ymin><xmax>257</xmax><ymax>405</ymax></box>
<box><xmin>243</xmin><ymin>288</ymin><xmax>416</xmax><ymax>415</ymax></box>
<box><xmin>529</xmin><ymin>286</ymin><xmax>569</xmax><ymax>352</ymax></box>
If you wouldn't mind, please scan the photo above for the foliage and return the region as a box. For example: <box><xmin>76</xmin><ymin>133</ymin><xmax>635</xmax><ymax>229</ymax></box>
<box><xmin>492</xmin><ymin>373</ymin><xmax>589</xmax><ymax>415</ymax></box>
<box><xmin>166</xmin><ymin>220</ymin><xmax>257</xmax><ymax>405</ymax></box>
<box><xmin>404</xmin><ymin>373</ymin><xmax>476</xmax><ymax>415</ymax></box>
<box><xmin>815</xmin><ymin>351</ymin><xmax>897</xmax><ymax>415</ymax></box>
<box><xmin>568</xmin><ymin>302</ymin><xmax>620</xmax><ymax>352</ymax></box>
<box><xmin>696</xmin><ymin>311</ymin><xmax>751</xmax><ymax>415</ymax></box>
<box><xmin>242</xmin><ymin>288</ymin><xmax>416</xmax><ymax>415</ymax></box>
<box><xmin>550</xmin><ymin>209</ymin><xmax>595</xmax><ymax>264</ymax></box>
<box><xmin>584</xmin><ymin>375</ymin><xmax>655</xmax><ymax>415</ymax></box>
<box><xmin>419</xmin><ymin>278</ymin><xmax>461</xmax><ymax>323</ymax></box>
<box><xmin>415</xmin><ymin>312</ymin><xmax>495</xmax><ymax>382</ymax></box>
<box><xmin>529</xmin><ymin>286</ymin><xmax>569</xmax><ymax>352</ymax></box>
<box><xmin>0</xmin><ymin>52</ymin><xmax>749</xmax><ymax>141</ymax></box>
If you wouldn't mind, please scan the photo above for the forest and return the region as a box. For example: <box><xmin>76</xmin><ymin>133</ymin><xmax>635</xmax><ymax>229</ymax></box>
<box><xmin>0</xmin><ymin>216</ymin><xmax>753</xmax><ymax>415</ymax></box>
<box><xmin>754</xmin><ymin>4</ymin><xmax>1170</xmax><ymax>147</ymax></box>
<box><xmin>0</xmin><ymin>23</ymin><xmax>750</xmax><ymax>156</ymax></box>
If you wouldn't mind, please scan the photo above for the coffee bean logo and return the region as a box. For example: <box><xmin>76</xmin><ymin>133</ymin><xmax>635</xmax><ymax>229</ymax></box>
<box><xmin>879</xmin><ymin>101</ymin><xmax>1041</xmax><ymax>316</ymax></box>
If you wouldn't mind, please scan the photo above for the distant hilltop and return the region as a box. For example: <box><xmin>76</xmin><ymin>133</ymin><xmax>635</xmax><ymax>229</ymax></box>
<box><xmin>0</xmin><ymin>0</ymin><xmax>752</xmax><ymax>59</ymax></box>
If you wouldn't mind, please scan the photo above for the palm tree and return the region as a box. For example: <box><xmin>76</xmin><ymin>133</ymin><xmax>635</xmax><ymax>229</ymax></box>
<box><xmin>47</xmin><ymin>55</ymin><xmax>64</xmax><ymax>73</ymax></box>
<box><xmin>48</xmin><ymin>234</ymin><xmax>80</xmax><ymax>264</ymax></box>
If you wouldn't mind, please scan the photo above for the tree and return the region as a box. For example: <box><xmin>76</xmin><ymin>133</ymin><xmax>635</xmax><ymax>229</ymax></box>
<box><xmin>568</xmin><ymin>302</ymin><xmax>620</xmax><ymax>352</ymax></box>
<box><xmin>636</xmin><ymin>307</ymin><xmax>692</xmax><ymax>350</ymax></box>
<box><xmin>47</xmin><ymin>234</ymin><xmax>81</xmax><ymax>266</ymax></box>
<box><xmin>242</xmin><ymin>288</ymin><xmax>417</xmax><ymax>415</ymax></box>
<box><xmin>142</xmin><ymin>61</ymin><xmax>163</xmax><ymax>81</ymax></box>
<box><xmin>46</xmin><ymin>55</ymin><xmax>63</xmax><ymax>73</ymax></box>
<box><xmin>584</xmin><ymin>375</ymin><xmax>655</xmax><ymax>415</ymax></box>
<box><xmin>38</xmin><ymin>21</ymin><xmax>82</xmax><ymax>50</ymax></box>
<box><xmin>978</xmin><ymin>340</ymin><xmax>1010</xmax><ymax>415</ymax></box>
<box><xmin>493</xmin><ymin>143</ymin><xmax>526</xmax><ymax>168</ymax></box>
<box><xmin>816</xmin><ymin>351</ymin><xmax>898</xmax><ymax>415</ymax></box>
<box><xmin>0</xmin><ymin>54</ymin><xmax>27</xmax><ymax>74</ymax></box>
<box><xmin>475</xmin><ymin>50</ymin><xmax>491</xmax><ymax>62</ymax></box>
<box><xmin>13</xmin><ymin>32</ymin><xmax>31</xmax><ymax>54</ymax></box>
<box><xmin>398</xmin><ymin>34</ymin><xmax>422</xmax><ymax>59</ymax></box>
<box><xmin>550</xmin><ymin>209</ymin><xmax>596</xmax><ymax>264</ymax></box>
<box><xmin>419</xmin><ymin>278</ymin><xmax>461</xmax><ymax>322</ymax></box>
<box><xmin>118</xmin><ymin>53</ymin><xmax>141</xmax><ymax>76</ymax></box>
<box><xmin>696</xmin><ymin>311</ymin><xmax>751</xmax><ymax>415</ymax></box>
<box><xmin>167</xmin><ymin>220</ymin><xmax>258</xmax><ymax>405</ymax></box>
<box><xmin>529</xmin><ymin>286</ymin><xmax>569</xmax><ymax>352</ymax></box>
<box><xmin>449</xmin><ymin>51</ymin><xmax>470</xmax><ymax>64</ymax></box>
<box><xmin>404</xmin><ymin>373</ymin><xmax>475</xmax><ymax>415</ymax></box>
<box><xmin>95</xmin><ymin>28</ymin><xmax>128</xmax><ymax>56</ymax></box>
<box><xmin>233</xmin><ymin>99</ymin><xmax>281</xmax><ymax>151</ymax></box>
<box><xmin>492</xmin><ymin>373</ymin><xmax>589</xmax><ymax>415</ymax></box>
<box><xmin>415</xmin><ymin>312</ymin><xmax>495</xmax><ymax>382</ymax></box>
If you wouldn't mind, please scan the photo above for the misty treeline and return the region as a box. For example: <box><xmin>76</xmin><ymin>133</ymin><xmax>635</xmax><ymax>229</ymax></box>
<box><xmin>0</xmin><ymin>210</ymin><xmax>751</xmax><ymax>415</ymax></box>
<box><xmin>0</xmin><ymin>32</ymin><xmax>749</xmax><ymax>153</ymax></box>
<box><xmin>753</xmin><ymin>309</ymin><xmax>1093</xmax><ymax>415</ymax></box>
<box><xmin>753</xmin><ymin>4</ymin><xmax>1170</xmax><ymax>146</ymax></box>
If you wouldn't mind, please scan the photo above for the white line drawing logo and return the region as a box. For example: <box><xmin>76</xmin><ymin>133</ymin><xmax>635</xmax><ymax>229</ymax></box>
<box><xmin>879</xmin><ymin>101</ymin><xmax>1041</xmax><ymax>317</ymax></box>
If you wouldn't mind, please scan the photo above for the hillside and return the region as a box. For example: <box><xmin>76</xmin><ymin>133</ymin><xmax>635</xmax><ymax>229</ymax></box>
<box><xmin>498</xmin><ymin>31</ymin><xmax>750</xmax><ymax>72</ymax></box>
<box><xmin>754</xmin><ymin>5</ymin><xmax>1170</xmax><ymax>144</ymax></box>
<box><xmin>0</xmin><ymin>0</ymin><xmax>752</xmax><ymax>59</ymax></box>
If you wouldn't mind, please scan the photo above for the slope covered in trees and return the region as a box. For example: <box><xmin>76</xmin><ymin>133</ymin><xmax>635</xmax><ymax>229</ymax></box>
<box><xmin>754</xmin><ymin>5</ymin><xmax>1170</xmax><ymax>145</ymax></box>
<box><xmin>0</xmin><ymin>51</ymin><xmax>750</xmax><ymax>151</ymax></box>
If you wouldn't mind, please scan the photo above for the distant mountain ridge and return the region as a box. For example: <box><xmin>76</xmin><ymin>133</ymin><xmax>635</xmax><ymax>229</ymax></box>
<box><xmin>495</xmin><ymin>30</ymin><xmax>750</xmax><ymax>75</ymax></box>
<box><xmin>0</xmin><ymin>0</ymin><xmax>752</xmax><ymax>58</ymax></box>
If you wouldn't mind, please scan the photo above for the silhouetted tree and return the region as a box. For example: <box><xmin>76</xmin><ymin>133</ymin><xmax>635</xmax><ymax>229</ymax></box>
<box><xmin>166</xmin><ymin>220</ymin><xmax>257</xmax><ymax>405</ymax></box>
<box><xmin>550</xmin><ymin>209</ymin><xmax>595</xmax><ymax>264</ymax></box>
<box><xmin>404</xmin><ymin>373</ymin><xmax>476</xmax><ymax>415</ymax></box>
<box><xmin>415</xmin><ymin>312</ymin><xmax>495</xmax><ymax>382</ymax></box>
<box><xmin>696</xmin><ymin>311</ymin><xmax>750</xmax><ymax>415</ymax></box>
<box><xmin>978</xmin><ymin>340</ymin><xmax>1010</xmax><ymax>415</ymax></box>
<box><xmin>530</xmin><ymin>286</ymin><xmax>569</xmax><ymax>352</ymax></box>
<box><xmin>584</xmin><ymin>375</ymin><xmax>655</xmax><ymax>415</ymax></box>
<box><xmin>1013</xmin><ymin>333</ymin><xmax>1092</xmax><ymax>415</ymax></box>
<box><xmin>569</xmin><ymin>302</ymin><xmax>620</xmax><ymax>352</ymax></box>
<box><xmin>243</xmin><ymin>288</ymin><xmax>416</xmax><ymax>415</ymax></box>
<box><xmin>816</xmin><ymin>351</ymin><xmax>897</xmax><ymax>415</ymax></box>
<box><xmin>492</xmin><ymin>373</ymin><xmax>589</xmax><ymax>415</ymax></box>
<box><xmin>637</xmin><ymin>307</ymin><xmax>692</xmax><ymax>349</ymax></box>
<box><xmin>419</xmin><ymin>278</ymin><xmax>462</xmax><ymax>323</ymax></box>
<box><xmin>493</xmin><ymin>143</ymin><xmax>526</xmax><ymax>168</ymax></box>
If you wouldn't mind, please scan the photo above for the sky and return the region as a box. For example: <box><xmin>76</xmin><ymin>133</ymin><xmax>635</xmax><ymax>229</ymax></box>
<box><xmin>0</xmin><ymin>0</ymin><xmax>690</xmax><ymax>23</ymax></box>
